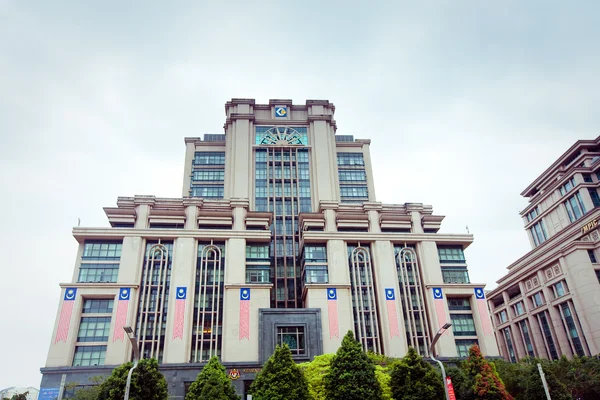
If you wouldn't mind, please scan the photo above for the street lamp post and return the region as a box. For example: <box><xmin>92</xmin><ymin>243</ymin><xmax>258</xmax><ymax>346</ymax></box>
<box><xmin>429</xmin><ymin>322</ymin><xmax>452</xmax><ymax>400</ymax></box>
<box><xmin>123</xmin><ymin>326</ymin><xmax>141</xmax><ymax>400</ymax></box>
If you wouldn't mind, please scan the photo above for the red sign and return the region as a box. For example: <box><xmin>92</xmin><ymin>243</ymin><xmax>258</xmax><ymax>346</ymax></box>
<box><xmin>446</xmin><ymin>377</ymin><xmax>456</xmax><ymax>400</ymax></box>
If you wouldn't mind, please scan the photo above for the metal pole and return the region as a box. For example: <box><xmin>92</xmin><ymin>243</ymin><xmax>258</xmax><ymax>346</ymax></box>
<box><xmin>429</xmin><ymin>324</ymin><xmax>452</xmax><ymax>400</ymax></box>
<box><xmin>537</xmin><ymin>363</ymin><xmax>552</xmax><ymax>400</ymax></box>
<box><xmin>124</xmin><ymin>332</ymin><xmax>141</xmax><ymax>400</ymax></box>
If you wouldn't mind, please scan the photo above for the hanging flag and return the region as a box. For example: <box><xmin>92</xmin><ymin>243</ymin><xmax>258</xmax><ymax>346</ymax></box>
<box><xmin>446</xmin><ymin>377</ymin><xmax>457</xmax><ymax>400</ymax></box>
<box><xmin>173</xmin><ymin>287</ymin><xmax>187</xmax><ymax>340</ymax></box>
<box><xmin>385</xmin><ymin>288</ymin><xmax>400</xmax><ymax>338</ymax></box>
<box><xmin>432</xmin><ymin>287</ymin><xmax>447</xmax><ymax>333</ymax></box>
<box><xmin>113</xmin><ymin>288</ymin><xmax>130</xmax><ymax>342</ymax></box>
<box><xmin>55</xmin><ymin>288</ymin><xmax>77</xmax><ymax>343</ymax></box>
<box><xmin>239</xmin><ymin>288</ymin><xmax>250</xmax><ymax>340</ymax></box>
<box><xmin>327</xmin><ymin>288</ymin><xmax>339</xmax><ymax>339</ymax></box>
<box><xmin>474</xmin><ymin>288</ymin><xmax>493</xmax><ymax>336</ymax></box>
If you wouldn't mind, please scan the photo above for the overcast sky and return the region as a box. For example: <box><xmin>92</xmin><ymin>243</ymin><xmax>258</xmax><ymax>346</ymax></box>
<box><xmin>1</xmin><ymin>0</ymin><xmax>599</xmax><ymax>390</ymax></box>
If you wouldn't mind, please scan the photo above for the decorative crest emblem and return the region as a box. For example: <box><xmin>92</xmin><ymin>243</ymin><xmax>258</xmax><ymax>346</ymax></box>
<box><xmin>228</xmin><ymin>369</ymin><xmax>241</xmax><ymax>380</ymax></box>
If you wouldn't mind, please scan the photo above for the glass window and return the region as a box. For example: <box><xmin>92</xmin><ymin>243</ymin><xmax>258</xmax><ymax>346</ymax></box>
<box><xmin>503</xmin><ymin>328</ymin><xmax>517</xmax><ymax>362</ymax></box>
<box><xmin>442</xmin><ymin>268</ymin><xmax>470</xmax><ymax>284</ymax></box>
<box><xmin>255</xmin><ymin>126</ymin><xmax>308</xmax><ymax>145</ymax></box>
<box><xmin>514</xmin><ymin>302</ymin><xmax>525</xmax><ymax>316</ymax></box>
<box><xmin>276</xmin><ymin>326</ymin><xmax>305</xmax><ymax>355</ymax></box>
<box><xmin>498</xmin><ymin>310</ymin><xmax>508</xmax><ymax>324</ymax></box>
<box><xmin>82</xmin><ymin>299</ymin><xmax>114</xmax><ymax>314</ymax></box>
<box><xmin>589</xmin><ymin>250</ymin><xmax>598</xmax><ymax>264</ymax></box>
<box><xmin>190</xmin><ymin>185</ymin><xmax>224</xmax><ymax>198</ymax></box>
<box><xmin>78</xmin><ymin>264</ymin><xmax>119</xmax><ymax>283</ymax></box>
<box><xmin>559</xmin><ymin>177</ymin><xmax>575</xmax><ymax>196</ymax></box>
<box><xmin>583</xmin><ymin>173</ymin><xmax>593</xmax><ymax>183</ymax></box>
<box><xmin>448</xmin><ymin>298</ymin><xmax>471</xmax><ymax>310</ymax></box>
<box><xmin>194</xmin><ymin>152</ymin><xmax>225</xmax><ymax>165</ymax></box>
<box><xmin>554</xmin><ymin>281</ymin><xmax>566</xmax><ymax>297</ymax></box>
<box><xmin>596</xmin><ymin>270</ymin><xmax>600</xmax><ymax>283</ymax></box>
<box><xmin>538</xmin><ymin>312</ymin><xmax>558</xmax><ymax>359</ymax></box>
<box><xmin>564</xmin><ymin>192</ymin><xmax>586</xmax><ymax>222</ymax></box>
<box><xmin>532</xmin><ymin>292</ymin><xmax>544</xmax><ymax>308</ymax></box>
<box><xmin>338</xmin><ymin>169</ymin><xmax>367</xmax><ymax>182</ymax></box>
<box><xmin>336</xmin><ymin>152</ymin><xmax>365</xmax><ymax>166</ymax></box>
<box><xmin>450</xmin><ymin>314</ymin><xmax>477</xmax><ymax>336</ymax></box>
<box><xmin>77</xmin><ymin>317</ymin><xmax>111</xmax><ymax>342</ymax></box>
<box><xmin>192</xmin><ymin>169</ymin><xmax>224</xmax><ymax>182</ymax></box>
<box><xmin>530</xmin><ymin>221</ymin><xmax>548</xmax><ymax>246</ymax></box>
<box><xmin>589</xmin><ymin>189</ymin><xmax>600</xmax><ymax>208</ymax></box>
<box><xmin>526</xmin><ymin>207</ymin><xmax>539</xmax><ymax>222</ymax></box>
<box><xmin>560</xmin><ymin>303</ymin><xmax>585</xmax><ymax>357</ymax></box>
<box><xmin>438</xmin><ymin>246</ymin><xmax>466</xmax><ymax>263</ymax></box>
<box><xmin>519</xmin><ymin>320</ymin><xmax>535</xmax><ymax>357</ymax></box>
<box><xmin>72</xmin><ymin>345</ymin><xmax>107</xmax><ymax>366</ymax></box>
<box><xmin>304</xmin><ymin>265</ymin><xmax>328</xmax><ymax>283</ymax></box>
<box><xmin>303</xmin><ymin>245</ymin><xmax>327</xmax><ymax>262</ymax></box>
<box><xmin>245</xmin><ymin>265</ymin><xmax>270</xmax><ymax>284</ymax></box>
<box><xmin>455</xmin><ymin>339</ymin><xmax>478</xmax><ymax>357</ymax></box>
<box><xmin>82</xmin><ymin>242</ymin><xmax>122</xmax><ymax>260</ymax></box>
<box><xmin>246</xmin><ymin>244</ymin><xmax>270</xmax><ymax>260</ymax></box>
<box><xmin>340</xmin><ymin>185</ymin><xmax>369</xmax><ymax>198</ymax></box>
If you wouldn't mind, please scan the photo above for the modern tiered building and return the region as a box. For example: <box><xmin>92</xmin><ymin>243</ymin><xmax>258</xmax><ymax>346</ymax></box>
<box><xmin>40</xmin><ymin>99</ymin><xmax>498</xmax><ymax>398</ymax></box>
<box><xmin>488</xmin><ymin>136</ymin><xmax>600</xmax><ymax>362</ymax></box>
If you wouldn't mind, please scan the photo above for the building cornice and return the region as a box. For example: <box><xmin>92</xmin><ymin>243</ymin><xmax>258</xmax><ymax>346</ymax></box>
<box><xmin>301</xmin><ymin>231</ymin><xmax>474</xmax><ymax>245</ymax></box>
<box><xmin>59</xmin><ymin>283</ymin><xmax>139</xmax><ymax>289</ymax></box>
<box><xmin>521</xmin><ymin>136</ymin><xmax>600</xmax><ymax>197</ymax></box>
<box><xmin>71</xmin><ymin>228</ymin><xmax>272</xmax><ymax>243</ymax></box>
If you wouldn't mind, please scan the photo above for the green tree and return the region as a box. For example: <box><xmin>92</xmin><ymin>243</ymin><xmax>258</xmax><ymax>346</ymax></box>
<box><xmin>389</xmin><ymin>347</ymin><xmax>444</xmax><ymax>400</ymax></box>
<box><xmin>463</xmin><ymin>345</ymin><xmax>513</xmax><ymax>400</ymax></box>
<box><xmin>97</xmin><ymin>358</ymin><xmax>168</xmax><ymax>400</ymax></box>
<box><xmin>552</xmin><ymin>356</ymin><xmax>600</xmax><ymax>399</ymax></box>
<box><xmin>299</xmin><ymin>353</ymin><xmax>334</xmax><ymax>400</ymax></box>
<box><xmin>65</xmin><ymin>375</ymin><xmax>105</xmax><ymax>400</ymax></box>
<box><xmin>523</xmin><ymin>359</ymin><xmax>571</xmax><ymax>400</ymax></box>
<box><xmin>185</xmin><ymin>356</ymin><xmax>239</xmax><ymax>400</ymax></box>
<box><xmin>446</xmin><ymin>365</ymin><xmax>475</xmax><ymax>400</ymax></box>
<box><xmin>250</xmin><ymin>344</ymin><xmax>309</xmax><ymax>400</ymax></box>
<box><xmin>324</xmin><ymin>330</ymin><xmax>382</xmax><ymax>400</ymax></box>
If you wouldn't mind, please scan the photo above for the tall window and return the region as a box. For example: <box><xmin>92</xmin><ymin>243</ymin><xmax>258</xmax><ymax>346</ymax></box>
<box><xmin>337</xmin><ymin>152</ymin><xmax>369</xmax><ymax>203</ymax></box>
<box><xmin>253</xmin><ymin>139</ymin><xmax>311</xmax><ymax>308</ymax></box>
<box><xmin>503</xmin><ymin>327</ymin><xmax>517</xmax><ymax>362</ymax></box>
<box><xmin>530</xmin><ymin>220</ymin><xmax>548</xmax><ymax>246</ymax></box>
<box><xmin>349</xmin><ymin>245</ymin><xmax>382</xmax><ymax>353</ymax></box>
<box><xmin>192</xmin><ymin>242</ymin><xmax>225</xmax><ymax>362</ymax></box>
<box><xmin>564</xmin><ymin>192</ymin><xmax>586</xmax><ymax>222</ymax></box>
<box><xmin>525</xmin><ymin>207</ymin><xmax>539</xmax><ymax>222</ymax></box>
<box><xmin>72</xmin><ymin>299</ymin><xmax>113</xmax><ymax>366</ymax></box>
<box><xmin>136</xmin><ymin>241</ymin><xmax>173</xmax><ymax>363</ymax></box>
<box><xmin>246</xmin><ymin>244</ymin><xmax>270</xmax><ymax>284</ymax></box>
<box><xmin>302</xmin><ymin>245</ymin><xmax>328</xmax><ymax>284</ymax></box>
<box><xmin>559</xmin><ymin>302</ymin><xmax>586</xmax><ymax>357</ymax></box>
<box><xmin>276</xmin><ymin>326</ymin><xmax>306</xmax><ymax>356</ymax></box>
<box><xmin>519</xmin><ymin>320</ymin><xmax>535</xmax><ymax>357</ymax></box>
<box><xmin>190</xmin><ymin>152</ymin><xmax>225</xmax><ymax>199</ymax></box>
<box><xmin>537</xmin><ymin>311</ymin><xmax>558</xmax><ymax>360</ymax></box>
<box><xmin>395</xmin><ymin>245</ymin><xmax>431</xmax><ymax>356</ymax></box>
<box><xmin>438</xmin><ymin>246</ymin><xmax>470</xmax><ymax>284</ymax></box>
<box><xmin>78</xmin><ymin>241</ymin><xmax>122</xmax><ymax>283</ymax></box>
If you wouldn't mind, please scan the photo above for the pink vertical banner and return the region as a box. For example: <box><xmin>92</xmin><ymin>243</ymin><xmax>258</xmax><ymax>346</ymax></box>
<box><xmin>474</xmin><ymin>288</ymin><xmax>493</xmax><ymax>336</ymax></box>
<box><xmin>327</xmin><ymin>288</ymin><xmax>339</xmax><ymax>339</ymax></box>
<box><xmin>113</xmin><ymin>288</ymin><xmax>130</xmax><ymax>342</ymax></box>
<box><xmin>55</xmin><ymin>288</ymin><xmax>77</xmax><ymax>343</ymax></box>
<box><xmin>239</xmin><ymin>288</ymin><xmax>250</xmax><ymax>340</ymax></box>
<box><xmin>385</xmin><ymin>288</ymin><xmax>401</xmax><ymax>338</ymax></box>
<box><xmin>173</xmin><ymin>287</ymin><xmax>187</xmax><ymax>340</ymax></box>
<box><xmin>432</xmin><ymin>287</ymin><xmax>448</xmax><ymax>334</ymax></box>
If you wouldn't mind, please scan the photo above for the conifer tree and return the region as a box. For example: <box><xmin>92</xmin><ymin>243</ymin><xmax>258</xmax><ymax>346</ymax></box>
<box><xmin>463</xmin><ymin>345</ymin><xmax>513</xmax><ymax>400</ymax></box>
<box><xmin>97</xmin><ymin>358</ymin><xmax>168</xmax><ymax>400</ymax></box>
<box><xmin>390</xmin><ymin>347</ymin><xmax>444</xmax><ymax>400</ymax></box>
<box><xmin>249</xmin><ymin>344</ymin><xmax>309</xmax><ymax>400</ymax></box>
<box><xmin>186</xmin><ymin>356</ymin><xmax>239</xmax><ymax>400</ymax></box>
<box><xmin>324</xmin><ymin>330</ymin><xmax>382</xmax><ymax>400</ymax></box>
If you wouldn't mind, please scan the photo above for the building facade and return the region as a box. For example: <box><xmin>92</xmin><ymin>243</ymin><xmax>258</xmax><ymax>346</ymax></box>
<box><xmin>488</xmin><ymin>137</ymin><xmax>600</xmax><ymax>362</ymax></box>
<box><xmin>41</xmin><ymin>99</ymin><xmax>498</xmax><ymax>398</ymax></box>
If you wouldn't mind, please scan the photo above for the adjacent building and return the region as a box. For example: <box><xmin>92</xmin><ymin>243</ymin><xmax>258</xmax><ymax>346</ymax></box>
<box><xmin>41</xmin><ymin>99</ymin><xmax>498</xmax><ymax>398</ymax></box>
<box><xmin>488</xmin><ymin>136</ymin><xmax>600</xmax><ymax>361</ymax></box>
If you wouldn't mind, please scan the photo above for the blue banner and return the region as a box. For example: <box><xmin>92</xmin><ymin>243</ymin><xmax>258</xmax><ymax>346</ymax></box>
<box><xmin>39</xmin><ymin>388</ymin><xmax>60</xmax><ymax>400</ymax></box>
